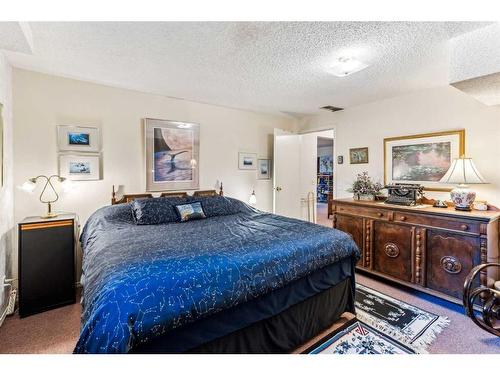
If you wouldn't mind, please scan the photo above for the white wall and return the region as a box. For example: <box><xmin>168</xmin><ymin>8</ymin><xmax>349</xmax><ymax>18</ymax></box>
<box><xmin>12</xmin><ymin>69</ymin><xmax>296</xmax><ymax>281</ymax></box>
<box><xmin>298</xmin><ymin>86</ymin><xmax>500</xmax><ymax>206</ymax></box>
<box><xmin>0</xmin><ymin>54</ymin><xmax>14</xmax><ymax>309</ymax></box>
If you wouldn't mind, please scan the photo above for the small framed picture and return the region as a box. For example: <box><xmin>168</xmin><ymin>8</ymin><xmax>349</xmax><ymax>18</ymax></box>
<box><xmin>258</xmin><ymin>159</ymin><xmax>271</xmax><ymax>179</ymax></box>
<box><xmin>57</xmin><ymin>125</ymin><xmax>100</xmax><ymax>153</ymax></box>
<box><xmin>337</xmin><ymin>155</ymin><xmax>344</xmax><ymax>164</ymax></box>
<box><xmin>349</xmin><ymin>147</ymin><xmax>369</xmax><ymax>164</ymax></box>
<box><xmin>238</xmin><ymin>152</ymin><xmax>257</xmax><ymax>170</ymax></box>
<box><xmin>59</xmin><ymin>154</ymin><xmax>101</xmax><ymax>180</ymax></box>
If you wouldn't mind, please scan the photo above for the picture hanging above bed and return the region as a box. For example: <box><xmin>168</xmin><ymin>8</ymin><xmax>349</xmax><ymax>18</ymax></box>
<box><xmin>57</xmin><ymin>125</ymin><xmax>100</xmax><ymax>153</ymax></box>
<box><xmin>59</xmin><ymin>154</ymin><xmax>101</xmax><ymax>181</ymax></box>
<box><xmin>238</xmin><ymin>152</ymin><xmax>257</xmax><ymax>170</ymax></box>
<box><xmin>145</xmin><ymin>118</ymin><xmax>200</xmax><ymax>191</ymax></box>
<box><xmin>384</xmin><ymin>130</ymin><xmax>465</xmax><ymax>191</ymax></box>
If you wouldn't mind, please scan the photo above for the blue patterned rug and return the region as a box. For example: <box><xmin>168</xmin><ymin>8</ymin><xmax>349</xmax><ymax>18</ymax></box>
<box><xmin>307</xmin><ymin>284</ymin><xmax>449</xmax><ymax>354</ymax></box>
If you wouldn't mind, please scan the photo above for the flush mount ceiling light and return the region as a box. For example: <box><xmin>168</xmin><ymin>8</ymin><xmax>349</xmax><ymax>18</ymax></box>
<box><xmin>329</xmin><ymin>56</ymin><xmax>369</xmax><ymax>77</ymax></box>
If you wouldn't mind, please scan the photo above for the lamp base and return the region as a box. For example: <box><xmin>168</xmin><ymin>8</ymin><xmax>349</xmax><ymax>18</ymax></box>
<box><xmin>41</xmin><ymin>212</ymin><xmax>58</xmax><ymax>219</ymax></box>
<box><xmin>450</xmin><ymin>185</ymin><xmax>476</xmax><ymax>211</ymax></box>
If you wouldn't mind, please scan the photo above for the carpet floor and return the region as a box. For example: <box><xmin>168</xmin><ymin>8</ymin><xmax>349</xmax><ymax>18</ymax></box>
<box><xmin>1</xmin><ymin>272</ymin><xmax>498</xmax><ymax>354</ymax></box>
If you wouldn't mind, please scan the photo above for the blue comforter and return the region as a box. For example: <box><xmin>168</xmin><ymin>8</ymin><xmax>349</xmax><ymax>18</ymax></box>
<box><xmin>74</xmin><ymin>198</ymin><xmax>359</xmax><ymax>353</ymax></box>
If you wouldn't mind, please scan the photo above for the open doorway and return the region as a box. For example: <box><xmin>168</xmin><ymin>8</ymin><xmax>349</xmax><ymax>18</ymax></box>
<box><xmin>316</xmin><ymin>136</ymin><xmax>334</xmax><ymax>227</ymax></box>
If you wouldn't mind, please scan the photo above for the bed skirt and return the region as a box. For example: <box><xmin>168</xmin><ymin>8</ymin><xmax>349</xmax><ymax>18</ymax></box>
<box><xmin>190</xmin><ymin>277</ymin><xmax>353</xmax><ymax>353</ymax></box>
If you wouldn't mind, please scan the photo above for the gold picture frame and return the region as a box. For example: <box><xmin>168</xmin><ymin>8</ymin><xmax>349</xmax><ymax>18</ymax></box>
<box><xmin>349</xmin><ymin>147</ymin><xmax>369</xmax><ymax>164</ymax></box>
<box><xmin>384</xmin><ymin>130</ymin><xmax>465</xmax><ymax>192</ymax></box>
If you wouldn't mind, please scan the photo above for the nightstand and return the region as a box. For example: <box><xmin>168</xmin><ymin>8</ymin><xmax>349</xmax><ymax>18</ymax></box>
<box><xmin>18</xmin><ymin>214</ymin><xmax>77</xmax><ymax>318</ymax></box>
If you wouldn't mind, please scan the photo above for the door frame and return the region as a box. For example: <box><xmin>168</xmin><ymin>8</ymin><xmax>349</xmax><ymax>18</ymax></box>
<box><xmin>297</xmin><ymin>128</ymin><xmax>336</xmax><ymax>200</ymax></box>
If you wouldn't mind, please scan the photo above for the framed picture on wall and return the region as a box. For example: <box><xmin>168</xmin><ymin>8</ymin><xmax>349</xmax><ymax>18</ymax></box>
<box><xmin>238</xmin><ymin>152</ymin><xmax>257</xmax><ymax>170</ymax></box>
<box><xmin>59</xmin><ymin>154</ymin><xmax>101</xmax><ymax>180</ymax></box>
<box><xmin>57</xmin><ymin>125</ymin><xmax>101</xmax><ymax>153</ymax></box>
<box><xmin>384</xmin><ymin>130</ymin><xmax>465</xmax><ymax>191</ymax></box>
<box><xmin>145</xmin><ymin>118</ymin><xmax>200</xmax><ymax>192</ymax></box>
<box><xmin>257</xmin><ymin>159</ymin><xmax>271</xmax><ymax>179</ymax></box>
<box><xmin>349</xmin><ymin>147</ymin><xmax>369</xmax><ymax>164</ymax></box>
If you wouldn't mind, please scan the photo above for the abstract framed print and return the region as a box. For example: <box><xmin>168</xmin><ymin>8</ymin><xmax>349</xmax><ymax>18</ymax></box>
<box><xmin>145</xmin><ymin>118</ymin><xmax>200</xmax><ymax>192</ymax></box>
<box><xmin>59</xmin><ymin>154</ymin><xmax>101</xmax><ymax>180</ymax></box>
<box><xmin>257</xmin><ymin>159</ymin><xmax>271</xmax><ymax>179</ymax></box>
<box><xmin>57</xmin><ymin>125</ymin><xmax>100</xmax><ymax>153</ymax></box>
<box><xmin>238</xmin><ymin>152</ymin><xmax>257</xmax><ymax>170</ymax></box>
<box><xmin>384</xmin><ymin>130</ymin><xmax>465</xmax><ymax>191</ymax></box>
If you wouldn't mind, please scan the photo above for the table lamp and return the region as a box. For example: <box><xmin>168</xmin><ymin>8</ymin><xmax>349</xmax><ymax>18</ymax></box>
<box><xmin>439</xmin><ymin>156</ymin><xmax>487</xmax><ymax>211</ymax></box>
<box><xmin>20</xmin><ymin>175</ymin><xmax>72</xmax><ymax>218</ymax></box>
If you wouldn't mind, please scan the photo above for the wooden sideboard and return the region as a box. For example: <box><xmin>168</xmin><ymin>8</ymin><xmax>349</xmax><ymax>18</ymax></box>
<box><xmin>332</xmin><ymin>198</ymin><xmax>500</xmax><ymax>304</ymax></box>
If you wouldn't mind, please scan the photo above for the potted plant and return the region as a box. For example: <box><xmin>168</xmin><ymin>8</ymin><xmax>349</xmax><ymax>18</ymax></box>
<box><xmin>348</xmin><ymin>172</ymin><xmax>383</xmax><ymax>201</ymax></box>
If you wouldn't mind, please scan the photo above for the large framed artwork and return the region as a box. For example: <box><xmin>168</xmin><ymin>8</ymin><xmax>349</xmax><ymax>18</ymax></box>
<box><xmin>145</xmin><ymin>118</ymin><xmax>200</xmax><ymax>192</ymax></box>
<box><xmin>384</xmin><ymin>130</ymin><xmax>465</xmax><ymax>191</ymax></box>
<box><xmin>57</xmin><ymin>125</ymin><xmax>101</xmax><ymax>153</ymax></box>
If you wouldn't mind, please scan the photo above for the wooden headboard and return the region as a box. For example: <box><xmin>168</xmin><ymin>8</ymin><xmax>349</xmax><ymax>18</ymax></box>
<box><xmin>111</xmin><ymin>183</ymin><xmax>224</xmax><ymax>205</ymax></box>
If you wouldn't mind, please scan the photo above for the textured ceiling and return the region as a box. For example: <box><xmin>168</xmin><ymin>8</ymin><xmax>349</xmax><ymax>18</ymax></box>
<box><xmin>2</xmin><ymin>22</ymin><xmax>492</xmax><ymax>115</ymax></box>
<box><xmin>452</xmin><ymin>72</ymin><xmax>500</xmax><ymax>106</ymax></box>
<box><xmin>0</xmin><ymin>22</ymin><xmax>33</xmax><ymax>54</ymax></box>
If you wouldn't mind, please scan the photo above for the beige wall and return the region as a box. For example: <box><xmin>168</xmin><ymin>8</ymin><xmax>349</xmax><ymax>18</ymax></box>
<box><xmin>12</xmin><ymin>69</ymin><xmax>295</xmax><ymax>281</ymax></box>
<box><xmin>0</xmin><ymin>54</ymin><xmax>13</xmax><ymax>308</ymax></box>
<box><xmin>298</xmin><ymin>86</ymin><xmax>500</xmax><ymax>206</ymax></box>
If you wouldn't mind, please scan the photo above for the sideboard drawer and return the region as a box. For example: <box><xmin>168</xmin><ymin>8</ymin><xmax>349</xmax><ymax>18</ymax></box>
<box><xmin>393</xmin><ymin>212</ymin><xmax>480</xmax><ymax>234</ymax></box>
<box><xmin>336</xmin><ymin>204</ymin><xmax>390</xmax><ymax>221</ymax></box>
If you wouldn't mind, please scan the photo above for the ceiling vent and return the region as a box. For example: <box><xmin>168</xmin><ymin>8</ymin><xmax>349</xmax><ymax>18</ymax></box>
<box><xmin>320</xmin><ymin>105</ymin><xmax>343</xmax><ymax>112</ymax></box>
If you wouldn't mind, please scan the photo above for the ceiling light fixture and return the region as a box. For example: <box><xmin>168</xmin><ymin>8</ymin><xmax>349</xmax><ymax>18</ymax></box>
<box><xmin>329</xmin><ymin>56</ymin><xmax>369</xmax><ymax>77</ymax></box>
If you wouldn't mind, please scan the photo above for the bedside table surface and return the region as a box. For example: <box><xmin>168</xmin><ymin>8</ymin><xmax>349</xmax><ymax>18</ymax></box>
<box><xmin>20</xmin><ymin>214</ymin><xmax>76</xmax><ymax>225</ymax></box>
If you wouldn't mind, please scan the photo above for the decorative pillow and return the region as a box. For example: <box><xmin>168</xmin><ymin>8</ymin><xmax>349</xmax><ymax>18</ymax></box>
<box><xmin>132</xmin><ymin>197</ymin><xmax>189</xmax><ymax>225</ymax></box>
<box><xmin>175</xmin><ymin>202</ymin><xmax>207</xmax><ymax>222</ymax></box>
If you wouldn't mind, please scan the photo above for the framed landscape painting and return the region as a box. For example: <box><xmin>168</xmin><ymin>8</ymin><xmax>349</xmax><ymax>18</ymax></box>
<box><xmin>59</xmin><ymin>154</ymin><xmax>101</xmax><ymax>181</ymax></box>
<box><xmin>384</xmin><ymin>130</ymin><xmax>465</xmax><ymax>191</ymax></box>
<box><xmin>145</xmin><ymin>118</ymin><xmax>200</xmax><ymax>191</ymax></box>
<box><xmin>349</xmin><ymin>147</ymin><xmax>369</xmax><ymax>164</ymax></box>
<box><xmin>238</xmin><ymin>152</ymin><xmax>257</xmax><ymax>170</ymax></box>
<box><xmin>57</xmin><ymin>125</ymin><xmax>100</xmax><ymax>153</ymax></box>
<box><xmin>257</xmin><ymin>159</ymin><xmax>271</xmax><ymax>179</ymax></box>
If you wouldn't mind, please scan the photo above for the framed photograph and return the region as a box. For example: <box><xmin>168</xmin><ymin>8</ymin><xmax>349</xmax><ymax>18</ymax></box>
<box><xmin>238</xmin><ymin>152</ymin><xmax>257</xmax><ymax>170</ymax></box>
<box><xmin>59</xmin><ymin>154</ymin><xmax>101</xmax><ymax>181</ymax></box>
<box><xmin>337</xmin><ymin>155</ymin><xmax>344</xmax><ymax>164</ymax></box>
<box><xmin>384</xmin><ymin>130</ymin><xmax>465</xmax><ymax>191</ymax></box>
<box><xmin>349</xmin><ymin>147</ymin><xmax>369</xmax><ymax>164</ymax></box>
<box><xmin>257</xmin><ymin>159</ymin><xmax>271</xmax><ymax>179</ymax></box>
<box><xmin>57</xmin><ymin>125</ymin><xmax>100</xmax><ymax>153</ymax></box>
<box><xmin>145</xmin><ymin>118</ymin><xmax>199</xmax><ymax>192</ymax></box>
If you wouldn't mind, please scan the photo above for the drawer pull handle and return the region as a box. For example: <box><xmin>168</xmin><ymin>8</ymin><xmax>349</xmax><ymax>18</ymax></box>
<box><xmin>460</xmin><ymin>224</ymin><xmax>469</xmax><ymax>231</ymax></box>
<box><xmin>377</xmin><ymin>212</ymin><xmax>383</xmax><ymax>217</ymax></box>
<box><xmin>440</xmin><ymin>256</ymin><xmax>462</xmax><ymax>274</ymax></box>
<box><xmin>384</xmin><ymin>243</ymin><xmax>400</xmax><ymax>258</ymax></box>
<box><xmin>400</xmin><ymin>216</ymin><xmax>407</xmax><ymax>221</ymax></box>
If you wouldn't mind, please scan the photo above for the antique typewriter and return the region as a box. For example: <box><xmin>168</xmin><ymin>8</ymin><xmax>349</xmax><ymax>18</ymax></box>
<box><xmin>384</xmin><ymin>183</ymin><xmax>424</xmax><ymax>206</ymax></box>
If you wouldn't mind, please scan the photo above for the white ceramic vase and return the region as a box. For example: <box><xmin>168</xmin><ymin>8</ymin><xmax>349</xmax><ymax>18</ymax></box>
<box><xmin>450</xmin><ymin>185</ymin><xmax>476</xmax><ymax>211</ymax></box>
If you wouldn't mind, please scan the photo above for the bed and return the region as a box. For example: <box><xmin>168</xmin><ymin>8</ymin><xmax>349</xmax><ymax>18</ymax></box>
<box><xmin>74</xmin><ymin>187</ymin><xmax>360</xmax><ymax>353</ymax></box>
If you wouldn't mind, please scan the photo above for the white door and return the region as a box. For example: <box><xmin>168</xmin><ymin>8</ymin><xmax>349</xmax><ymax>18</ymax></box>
<box><xmin>273</xmin><ymin>129</ymin><xmax>301</xmax><ymax>219</ymax></box>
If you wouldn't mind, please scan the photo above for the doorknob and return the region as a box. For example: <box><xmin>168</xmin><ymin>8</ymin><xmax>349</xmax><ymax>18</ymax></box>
<box><xmin>275</xmin><ymin>186</ymin><xmax>283</xmax><ymax>192</ymax></box>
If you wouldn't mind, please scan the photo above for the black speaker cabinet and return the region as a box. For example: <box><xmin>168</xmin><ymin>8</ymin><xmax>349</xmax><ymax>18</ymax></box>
<box><xmin>18</xmin><ymin>214</ymin><xmax>76</xmax><ymax>318</ymax></box>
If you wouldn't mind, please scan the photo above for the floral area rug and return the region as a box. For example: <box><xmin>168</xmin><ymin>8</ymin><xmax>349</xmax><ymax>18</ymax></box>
<box><xmin>307</xmin><ymin>284</ymin><xmax>449</xmax><ymax>354</ymax></box>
